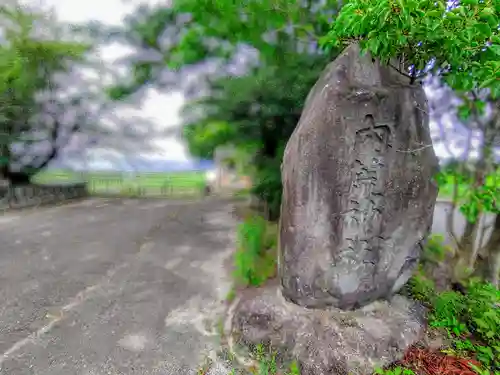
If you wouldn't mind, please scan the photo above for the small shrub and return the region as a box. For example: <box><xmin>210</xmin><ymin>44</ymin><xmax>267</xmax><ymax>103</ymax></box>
<box><xmin>406</xmin><ymin>235</ymin><xmax>500</xmax><ymax>371</ymax></box>
<box><xmin>406</xmin><ymin>267</ymin><xmax>436</xmax><ymax>304</ymax></box>
<box><xmin>463</xmin><ymin>281</ymin><xmax>500</xmax><ymax>369</ymax></box>
<box><xmin>254</xmin><ymin>344</ymin><xmax>278</xmax><ymax>375</ymax></box>
<box><xmin>425</xmin><ymin>281</ymin><xmax>500</xmax><ymax>370</ymax></box>
<box><xmin>404</xmin><ymin>234</ymin><xmax>453</xmax><ymax>301</ymax></box>
<box><xmin>464</xmin><ymin>280</ymin><xmax>500</xmax><ymax>346</ymax></box>
<box><xmin>423</xmin><ymin>234</ymin><xmax>452</xmax><ymax>265</ymax></box>
<box><xmin>250</xmin><ymin>343</ymin><xmax>301</xmax><ymax>375</ymax></box>
<box><xmin>374</xmin><ymin>366</ymin><xmax>416</xmax><ymax>375</ymax></box>
<box><xmin>251</xmin><ymin>153</ymin><xmax>284</xmax><ymax>221</ymax></box>
<box><xmin>430</xmin><ymin>290</ymin><xmax>468</xmax><ymax>336</ymax></box>
<box><xmin>287</xmin><ymin>361</ymin><xmax>301</xmax><ymax>375</ymax></box>
<box><xmin>234</xmin><ymin>215</ymin><xmax>277</xmax><ymax>287</ymax></box>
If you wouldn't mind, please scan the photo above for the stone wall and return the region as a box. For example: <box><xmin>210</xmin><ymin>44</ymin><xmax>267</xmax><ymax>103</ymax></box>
<box><xmin>0</xmin><ymin>183</ymin><xmax>88</xmax><ymax>211</ymax></box>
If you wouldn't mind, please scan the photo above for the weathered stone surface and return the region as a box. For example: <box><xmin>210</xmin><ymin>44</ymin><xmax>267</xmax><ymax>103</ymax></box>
<box><xmin>232</xmin><ymin>283</ymin><xmax>426</xmax><ymax>375</ymax></box>
<box><xmin>279</xmin><ymin>43</ymin><xmax>439</xmax><ymax>309</ymax></box>
<box><xmin>0</xmin><ymin>183</ymin><xmax>88</xmax><ymax>211</ymax></box>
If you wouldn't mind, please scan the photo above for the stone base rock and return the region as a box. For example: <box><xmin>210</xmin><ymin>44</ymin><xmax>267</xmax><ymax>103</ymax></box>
<box><xmin>231</xmin><ymin>283</ymin><xmax>426</xmax><ymax>375</ymax></box>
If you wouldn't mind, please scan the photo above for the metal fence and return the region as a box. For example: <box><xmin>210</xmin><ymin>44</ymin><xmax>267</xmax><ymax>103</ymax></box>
<box><xmin>88</xmin><ymin>182</ymin><xmax>206</xmax><ymax>198</ymax></box>
<box><xmin>88</xmin><ymin>173</ymin><xmax>206</xmax><ymax>198</ymax></box>
<box><xmin>35</xmin><ymin>171</ymin><xmax>208</xmax><ymax>198</ymax></box>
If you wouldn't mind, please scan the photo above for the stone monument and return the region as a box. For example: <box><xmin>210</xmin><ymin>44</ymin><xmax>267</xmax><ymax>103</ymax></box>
<box><xmin>230</xmin><ymin>44</ymin><xmax>438</xmax><ymax>375</ymax></box>
<box><xmin>279</xmin><ymin>44</ymin><xmax>439</xmax><ymax>310</ymax></box>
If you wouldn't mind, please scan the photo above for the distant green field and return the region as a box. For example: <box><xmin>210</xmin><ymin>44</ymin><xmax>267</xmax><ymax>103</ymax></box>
<box><xmin>32</xmin><ymin>169</ymin><xmax>208</xmax><ymax>197</ymax></box>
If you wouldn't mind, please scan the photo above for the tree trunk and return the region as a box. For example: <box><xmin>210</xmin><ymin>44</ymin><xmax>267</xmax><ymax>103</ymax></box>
<box><xmin>453</xmin><ymin>117</ymin><xmax>496</xmax><ymax>280</ymax></box>
<box><xmin>475</xmin><ymin>214</ymin><xmax>500</xmax><ymax>287</ymax></box>
<box><xmin>454</xmin><ymin>219</ymin><xmax>480</xmax><ymax>280</ymax></box>
<box><xmin>460</xmin><ymin>220</ymin><xmax>478</xmax><ymax>264</ymax></box>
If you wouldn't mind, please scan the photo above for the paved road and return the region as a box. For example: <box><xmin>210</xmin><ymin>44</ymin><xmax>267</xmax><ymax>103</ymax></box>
<box><xmin>0</xmin><ymin>198</ymin><xmax>236</xmax><ymax>375</ymax></box>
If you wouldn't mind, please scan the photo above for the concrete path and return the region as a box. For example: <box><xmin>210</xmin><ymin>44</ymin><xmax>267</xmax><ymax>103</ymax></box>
<box><xmin>0</xmin><ymin>198</ymin><xmax>236</xmax><ymax>375</ymax></box>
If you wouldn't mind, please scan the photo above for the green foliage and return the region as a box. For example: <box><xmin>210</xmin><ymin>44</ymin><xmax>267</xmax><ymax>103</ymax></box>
<box><xmin>330</xmin><ymin>0</ymin><xmax>500</xmax><ymax>258</ymax></box>
<box><xmin>423</xmin><ymin>281</ymin><xmax>499</xmax><ymax>369</ymax></box>
<box><xmin>458</xmin><ymin>281</ymin><xmax>500</xmax><ymax>369</ymax></box>
<box><xmin>405</xmin><ymin>235</ymin><xmax>452</xmax><ymax>303</ymax></box>
<box><xmin>0</xmin><ymin>6</ymin><xmax>88</xmax><ymax>101</ymax></box>
<box><xmin>406</xmin><ymin>268</ymin><xmax>436</xmax><ymax>303</ymax></box>
<box><xmin>409</xmin><ymin>272</ymin><xmax>500</xmax><ymax>369</ymax></box>
<box><xmin>404</xmin><ymin>235</ymin><xmax>444</xmax><ymax>303</ymax></box>
<box><xmin>422</xmin><ymin>234</ymin><xmax>452</xmax><ymax>264</ymax></box>
<box><xmin>435</xmin><ymin>169</ymin><xmax>472</xmax><ymax>201</ymax></box>
<box><xmin>460</xmin><ymin>174</ymin><xmax>500</xmax><ymax>222</ymax></box>
<box><xmin>464</xmin><ymin>281</ymin><xmax>500</xmax><ymax>348</ymax></box>
<box><xmin>181</xmin><ymin>54</ymin><xmax>330</xmax><ymax>220</ymax></box>
<box><xmin>234</xmin><ymin>215</ymin><xmax>277</xmax><ymax>287</ymax></box>
<box><xmin>0</xmin><ymin>7</ymin><xmax>87</xmax><ymax>89</ymax></box>
<box><xmin>287</xmin><ymin>360</ymin><xmax>301</xmax><ymax>375</ymax></box>
<box><xmin>103</xmin><ymin>1</ymin><xmax>342</xmax><ymax>217</ymax></box>
<box><xmin>469</xmin><ymin>363</ymin><xmax>500</xmax><ymax>375</ymax></box>
<box><xmin>182</xmin><ymin>121</ymin><xmax>236</xmax><ymax>160</ymax></box>
<box><xmin>254</xmin><ymin>344</ymin><xmax>278</xmax><ymax>375</ymax></box>
<box><xmin>374</xmin><ymin>366</ymin><xmax>416</xmax><ymax>375</ymax></box>
<box><xmin>407</xmin><ymin>234</ymin><xmax>500</xmax><ymax>370</ymax></box>
<box><xmin>0</xmin><ymin>4</ymin><xmax>91</xmax><ymax>175</ymax></box>
<box><xmin>322</xmin><ymin>0</ymin><xmax>500</xmax><ymax>238</ymax></box>
<box><xmin>435</xmin><ymin>166</ymin><xmax>500</xmax><ymax>224</ymax></box>
<box><xmin>321</xmin><ymin>0</ymin><xmax>500</xmax><ymax>97</ymax></box>
<box><xmin>106</xmin><ymin>0</ymin><xmax>340</xmax><ymax>97</ymax></box>
<box><xmin>431</xmin><ymin>290</ymin><xmax>469</xmax><ymax>336</ymax></box>
<box><xmin>252</xmin><ymin>343</ymin><xmax>301</xmax><ymax>375</ymax></box>
<box><xmin>251</xmin><ymin>150</ymin><xmax>285</xmax><ymax>221</ymax></box>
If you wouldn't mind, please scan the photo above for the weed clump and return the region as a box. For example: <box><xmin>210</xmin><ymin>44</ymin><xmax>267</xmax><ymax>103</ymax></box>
<box><xmin>404</xmin><ymin>236</ymin><xmax>500</xmax><ymax>374</ymax></box>
<box><xmin>233</xmin><ymin>215</ymin><xmax>278</xmax><ymax>287</ymax></box>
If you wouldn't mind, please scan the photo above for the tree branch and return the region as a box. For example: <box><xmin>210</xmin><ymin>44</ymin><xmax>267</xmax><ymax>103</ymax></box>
<box><xmin>396</xmin><ymin>143</ymin><xmax>434</xmax><ymax>153</ymax></box>
<box><xmin>388</xmin><ymin>62</ymin><xmax>426</xmax><ymax>83</ymax></box>
<box><xmin>388</xmin><ymin>62</ymin><xmax>414</xmax><ymax>79</ymax></box>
